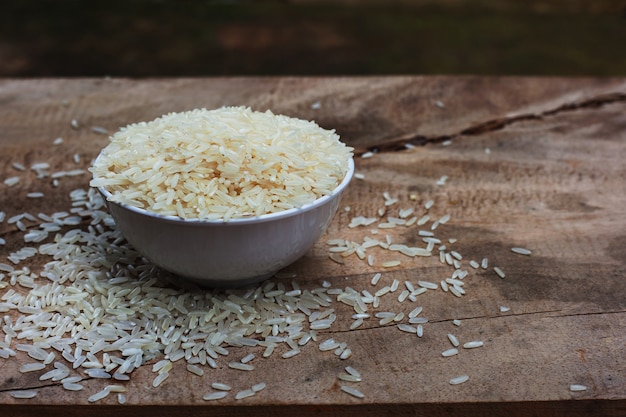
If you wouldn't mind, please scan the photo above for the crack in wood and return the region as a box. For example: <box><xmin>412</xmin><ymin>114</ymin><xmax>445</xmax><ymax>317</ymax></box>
<box><xmin>327</xmin><ymin>308</ymin><xmax>568</xmax><ymax>335</ymax></box>
<box><xmin>0</xmin><ymin>380</ymin><xmax>57</xmax><ymax>393</ymax></box>
<box><xmin>358</xmin><ymin>90</ymin><xmax>626</xmax><ymax>155</ymax></box>
<box><xmin>548</xmin><ymin>309</ymin><xmax>626</xmax><ymax>319</ymax></box>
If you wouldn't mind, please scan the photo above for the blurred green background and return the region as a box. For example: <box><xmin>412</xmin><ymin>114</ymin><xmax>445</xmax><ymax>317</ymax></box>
<box><xmin>1</xmin><ymin>0</ymin><xmax>625</xmax><ymax>77</ymax></box>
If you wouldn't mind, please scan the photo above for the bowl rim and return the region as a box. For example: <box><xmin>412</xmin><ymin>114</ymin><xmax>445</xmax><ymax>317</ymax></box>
<box><xmin>96</xmin><ymin>157</ymin><xmax>354</xmax><ymax>225</ymax></box>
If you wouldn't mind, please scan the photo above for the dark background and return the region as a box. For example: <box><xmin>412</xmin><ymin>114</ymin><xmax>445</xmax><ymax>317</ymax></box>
<box><xmin>1</xmin><ymin>0</ymin><xmax>625</xmax><ymax>77</ymax></box>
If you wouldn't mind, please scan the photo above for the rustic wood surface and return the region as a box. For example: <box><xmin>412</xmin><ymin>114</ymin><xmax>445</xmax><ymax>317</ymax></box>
<box><xmin>0</xmin><ymin>77</ymin><xmax>625</xmax><ymax>416</ymax></box>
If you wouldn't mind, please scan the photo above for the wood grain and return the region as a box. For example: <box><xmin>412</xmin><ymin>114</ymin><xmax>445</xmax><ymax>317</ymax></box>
<box><xmin>0</xmin><ymin>77</ymin><xmax>625</xmax><ymax>416</ymax></box>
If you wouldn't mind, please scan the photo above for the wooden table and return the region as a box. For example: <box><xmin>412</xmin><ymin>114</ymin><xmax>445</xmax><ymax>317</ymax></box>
<box><xmin>1</xmin><ymin>77</ymin><xmax>625</xmax><ymax>416</ymax></box>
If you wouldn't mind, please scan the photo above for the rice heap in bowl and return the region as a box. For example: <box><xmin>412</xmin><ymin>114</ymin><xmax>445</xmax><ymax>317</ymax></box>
<box><xmin>90</xmin><ymin>107</ymin><xmax>353</xmax><ymax>221</ymax></box>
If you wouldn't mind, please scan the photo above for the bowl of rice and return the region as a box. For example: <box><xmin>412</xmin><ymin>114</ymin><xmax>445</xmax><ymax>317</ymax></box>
<box><xmin>90</xmin><ymin>106</ymin><xmax>354</xmax><ymax>287</ymax></box>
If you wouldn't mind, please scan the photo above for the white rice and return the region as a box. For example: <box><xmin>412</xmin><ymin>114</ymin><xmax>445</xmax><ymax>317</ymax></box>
<box><xmin>570</xmin><ymin>384</ymin><xmax>588</xmax><ymax>392</ymax></box>
<box><xmin>447</xmin><ymin>334</ymin><xmax>459</xmax><ymax>347</ymax></box>
<box><xmin>449</xmin><ymin>375</ymin><xmax>469</xmax><ymax>385</ymax></box>
<box><xmin>152</xmin><ymin>372</ymin><xmax>169</xmax><ymax>387</ymax></box>
<box><xmin>235</xmin><ymin>388</ymin><xmax>256</xmax><ymax>400</ymax></box>
<box><xmin>88</xmin><ymin>387</ymin><xmax>111</xmax><ymax>402</ymax></box>
<box><xmin>350</xmin><ymin>319</ymin><xmax>364</xmax><ymax>330</ymax></box>
<box><xmin>449</xmin><ymin>286</ymin><xmax>464</xmax><ymax>298</ymax></box>
<box><xmin>339</xmin><ymin>373</ymin><xmax>362</xmax><ymax>382</ymax></box>
<box><xmin>345</xmin><ymin>366</ymin><xmax>361</xmax><ymax>378</ymax></box>
<box><xmin>398</xmin><ymin>324</ymin><xmax>417</xmax><ymax>334</ymax></box>
<box><xmin>417</xmin><ymin>281</ymin><xmax>438</xmax><ymax>290</ymax></box>
<box><xmin>282</xmin><ymin>349</ymin><xmax>300</xmax><ymax>359</ymax></box>
<box><xmin>85</xmin><ymin>369</ymin><xmax>112</xmax><ymax>379</ymax></box>
<box><xmin>203</xmin><ymin>391</ymin><xmax>228</xmax><ymax>401</ymax></box>
<box><xmin>90</xmin><ymin>107</ymin><xmax>352</xmax><ymax>221</ymax></box>
<box><xmin>463</xmin><ymin>341</ymin><xmax>484</xmax><ymax>349</ymax></box>
<box><xmin>186</xmin><ymin>364</ymin><xmax>204</xmax><ymax>376</ymax></box>
<box><xmin>10</xmin><ymin>390</ymin><xmax>39</xmax><ymax>399</ymax></box>
<box><xmin>339</xmin><ymin>348</ymin><xmax>352</xmax><ymax>359</ymax></box>
<box><xmin>240</xmin><ymin>353</ymin><xmax>256</xmax><ymax>364</ymax></box>
<box><xmin>0</xmin><ymin>263</ymin><xmax>14</xmax><ymax>272</ymax></box>
<box><xmin>4</xmin><ymin>176</ymin><xmax>20</xmax><ymax>187</ymax></box>
<box><xmin>441</xmin><ymin>348</ymin><xmax>458</xmax><ymax>357</ymax></box>
<box><xmin>340</xmin><ymin>385</ymin><xmax>365</xmax><ymax>398</ymax></box>
<box><xmin>211</xmin><ymin>382</ymin><xmax>232</xmax><ymax>391</ymax></box>
<box><xmin>19</xmin><ymin>362</ymin><xmax>46</xmax><ymax>373</ymax></box>
<box><xmin>252</xmin><ymin>382</ymin><xmax>266</xmax><ymax>392</ymax></box>
<box><xmin>397</xmin><ymin>289</ymin><xmax>409</xmax><ymax>302</ymax></box>
<box><xmin>436</xmin><ymin>175</ymin><xmax>448</xmax><ymax>186</ymax></box>
<box><xmin>39</xmin><ymin>368</ymin><xmax>68</xmax><ymax>381</ymax></box>
<box><xmin>408</xmin><ymin>306</ymin><xmax>423</xmax><ymax>318</ymax></box>
<box><xmin>108</xmin><ymin>385</ymin><xmax>126</xmax><ymax>393</ymax></box>
<box><xmin>494</xmin><ymin>267</ymin><xmax>506</xmax><ymax>279</ymax></box>
<box><xmin>511</xmin><ymin>247</ymin><xmax>532</xmax><ymax>256</ymax></box>
<box><xmin>91</xmin><ymin>126</ymin><xmax>108</xmax><ymax>135</ymax></box>
<box><xmin>63</xmin><ymin>382</ymin><xmax>84</xmax><ymax>391</ymax></box>
<box><xmin>228</xmin><ymin>362</ymin><xmax>255</xmax><ymax>371</ymax></box>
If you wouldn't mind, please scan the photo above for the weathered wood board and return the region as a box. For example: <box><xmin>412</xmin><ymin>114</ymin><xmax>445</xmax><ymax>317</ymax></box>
<box><xmin>0</xmin><ymin>77</ymin><xmax>625</xmax><ymax>416</ymax></box>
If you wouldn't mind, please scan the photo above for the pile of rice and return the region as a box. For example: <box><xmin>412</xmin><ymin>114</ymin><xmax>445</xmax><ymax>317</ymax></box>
<box><xmin>89</xmin><ymin>107</ymin><xmax>353</xmax><ymax>220</ymax></box>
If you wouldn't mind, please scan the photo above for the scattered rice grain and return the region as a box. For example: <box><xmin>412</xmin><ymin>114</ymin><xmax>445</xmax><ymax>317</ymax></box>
<box><xmin>442</xmin><ymin>348</ymin><xmax>458</xmax><ymax>357</ymax></box>
<box><xmin>235</xmin><ymin>388</ymin><xmax>256</xmax><ymax>400</ymax></box>
<box><xmin>10</xmin><ymin>390</ymin><xmax>38</xmax><ymax>399</ymax></box>
<box><xmin>88</xmin><ymin>387</ymin><xmax>111</xmax><ymax>402</ymax></box>
<box><xmin>449</xmin><ymin>375</ymin><xmax>469</xmax><ymax>385</ymax></box>
<box><xmin>511</xmin><ymin>247</ymin><xmax>532</xmax><ymax>256</ymax></box>
<box><xmin>228</xmin><ymin>362</ymin><xmax>255</xmax><ymax>371</ymax></box>
<box><xmin>203</xmin><ymin>391</ymin><xmax>228</xmax><ymax>401</ymax></box>
<box><xmin>340</xmin><ymin>385</ymin><xmax>365</xmax><ymax>399</ymax></box>
<box><xmin>494</xmin><ymin>267</ymin><xmax>506</xmax><ymax>279</ymax></box>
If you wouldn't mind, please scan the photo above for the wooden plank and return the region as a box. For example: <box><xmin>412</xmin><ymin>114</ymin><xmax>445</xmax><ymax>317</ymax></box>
<box><xmin>0</xmin><ymin>77</ymin><xmax>625</xmax><ymax>416</ymax></box>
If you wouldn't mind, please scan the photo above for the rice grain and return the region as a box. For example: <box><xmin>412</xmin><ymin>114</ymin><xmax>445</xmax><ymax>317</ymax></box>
<box><xmin>10</xmin><ymin>390</ymin><xmax>39</xmax><ymax>399</ymax></box>
<box><xmin>511</xmin><ymin>247</ymin><xmax>532</xmax><ymax>256</ymax></box>
<box><xmin>91</xmin><ymin>107</ymin><xmax>353</xmax><ymax>221</ymax></box>
<box><xmin>449</xmin><ymin>375</ymin><xmax>469</xmax><ymax>385</ymax></box>
<box><xmin>203</xmin><ymin>391</ymin><xmax>228</xmax><ymax>401</ymax></box>
<box><xmin>340</xmin><ymin>385</ymin><xmax>365</xmax><ymax>398</ymax></box>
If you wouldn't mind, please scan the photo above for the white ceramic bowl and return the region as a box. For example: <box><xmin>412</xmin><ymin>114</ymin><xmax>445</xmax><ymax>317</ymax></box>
<box><xmin>97</xmin><ymin>158</ymin><xmax>353</xmax><ymax>287</ymax></box>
